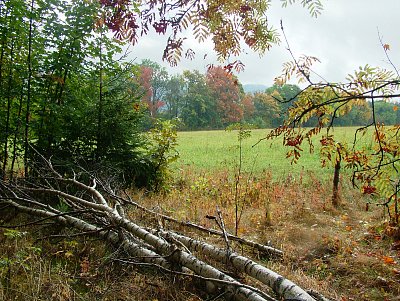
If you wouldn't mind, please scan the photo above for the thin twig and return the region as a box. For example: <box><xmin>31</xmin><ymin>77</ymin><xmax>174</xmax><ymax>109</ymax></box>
<box><xmin>216</xmin><ymin>206</ymin><xmax>231</xmax><ymax>255</ymax></box>
<box><xmin>378</xmin><ymin>28</ymin><xmax>400</xmax><ymax>78</ymax></box>
<box><xmin>0</xmin><ymin>209</ymin><xmax>95</xmax><ymax>228</ymax></box>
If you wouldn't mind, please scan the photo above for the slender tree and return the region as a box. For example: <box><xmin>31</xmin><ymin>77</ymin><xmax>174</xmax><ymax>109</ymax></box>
<box><xmin>23</xmin><ymin>0</ymin><xmax>35</xmax><ymax>176</ymax></box>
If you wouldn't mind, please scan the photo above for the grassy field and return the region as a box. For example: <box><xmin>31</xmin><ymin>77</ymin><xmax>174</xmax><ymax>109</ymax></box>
<box><xmin>174</xmin><ymin>127</ymin><xmax>373</xmax><ymax>179</ymax></box>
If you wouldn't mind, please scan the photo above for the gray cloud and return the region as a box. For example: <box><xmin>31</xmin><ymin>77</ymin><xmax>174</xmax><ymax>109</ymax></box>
<box><xmin>127</xmin><ymin>0</ymin><xmax>400</xmax><ymax>87</ymax></box>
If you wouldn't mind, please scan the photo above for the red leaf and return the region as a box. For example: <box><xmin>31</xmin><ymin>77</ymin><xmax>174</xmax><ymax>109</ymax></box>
<box><xmin>362</xmin><ymin>185</ymin><xmax>376</xmax><ymax>195</ymax></box>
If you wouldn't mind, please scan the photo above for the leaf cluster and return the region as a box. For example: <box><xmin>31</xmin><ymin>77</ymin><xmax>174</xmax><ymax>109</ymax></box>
<box><xmin>98</xmin><ymin>0</ymin><xmax>324</xmax><ymax>65</ymax></box>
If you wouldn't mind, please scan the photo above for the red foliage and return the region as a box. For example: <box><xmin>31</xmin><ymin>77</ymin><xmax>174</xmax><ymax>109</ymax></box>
<box><xmin>206</xmin><ymin>66</ymin><xmax>243</xmax><ymax>124</ymax></box>
<box><xmin>241</xmin><ymin>94</ymin><xmax>255</xmax><ymax>119</ymax></box>
<box><xmin>240</xmin><ymin>5</ymin><xmax>252</xmax><ymax>13</ymax></box>
<box><xmin>153</xmin><ymin>19</ymin><xmax>168</xmax><ymax>34</ymax></box>
<box><xmin>286</xmin><ymin>135</ymin><xmax>303</xmax><ymax>147</ymax></box>
<box><xmin>138</xmin><ymin>66</ymin><xmax>165</xmax><ymax>117</ymax></box>
<box><xmin>362</xmin><ymin>185</ymin><xmax>377</xmax><ymax>195</ymax></box>
<box><xmin>99</xmin><ymin>0</ymin><xmax>139</xmax><ymax>43</ymax></box>
<box><xmin>138</xmin><ymin>66</ymin><xmax>154</xmax><ymax>115</ymax></box>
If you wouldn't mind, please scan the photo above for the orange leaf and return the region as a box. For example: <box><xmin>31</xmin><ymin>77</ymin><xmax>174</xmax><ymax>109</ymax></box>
<box><xmin>382</xmin><ymin>256</ymin><xmax>395</xmax><ymax>264</ymax></box>
<box><xmin>393</xmin><ymin>105</ymin><xmax>398</xmax><ymax>111</ymax></box>
<box><xmin>80</xmin><ymin>257</ymin><xmax>90</xmax><ymax>274</ymax></box>
<box><xmin>383</xmin><ymin>44</ymin><xmax>390</xmax><ymax>51</ymax></box>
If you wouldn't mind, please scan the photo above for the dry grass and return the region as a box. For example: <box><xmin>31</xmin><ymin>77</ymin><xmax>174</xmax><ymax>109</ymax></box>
<box><xmin>130</xmin><ymin>169</ymin><xmax>400</xmax><ymax>301</ymax></box>
<box><xmin>0</xmin><ymin>217</ymin><xmax>203</xmax><ymax>301</ymax></box>
<box><xmin>1</xmin><ymin>168</ymin><xmax>400</xmax><ymax>301</ymax></box>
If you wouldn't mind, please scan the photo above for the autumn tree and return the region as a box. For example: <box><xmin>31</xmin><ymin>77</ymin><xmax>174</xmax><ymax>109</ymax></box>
<box><xmin>206</xmin><ymin>66</ymin><xmax>244</xmax><ymax>126</ymax></box>
<box><xmin>137</xmin><ymin>65</ymin><xmax>154</xmax><ymax>115</ymax></box>
<box><xmin>241</xmin><ymin>93</ymin><xmax>255</xmax><ymax>121</ymax></box>
<box><xmin>98</xmin><ymin>0</ymin><xmax>323</xmax><ymax>67</ymax></box>
<box><xmin>137</xmin><ymin>59</ymin><xmax>169</xmax><ymax>119</ymax></box>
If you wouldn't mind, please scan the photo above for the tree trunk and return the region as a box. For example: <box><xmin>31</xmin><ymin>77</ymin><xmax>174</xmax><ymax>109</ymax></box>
<box><xmin>10</xmin><ymin>90</ymin><xmax>24</xmax><ymax>180</ymax></box>
<box><xmin>24</xmin><ymin>0</ymin><xmax>35</xmax><ymax>176</ymax></box>
<box><xmin>2</xmin><ymin>38</ymin><xmax>15</xmax><ymax>178</ymax></box>
<box><xmin>158</xmin><ymin>230</ymin><xmax>315</xmax><ymax>301</ymax></box>
<box><xmin>332</xmin><ymin>159</ymin><xmax>340</xmax><ymax>207</ymax></box>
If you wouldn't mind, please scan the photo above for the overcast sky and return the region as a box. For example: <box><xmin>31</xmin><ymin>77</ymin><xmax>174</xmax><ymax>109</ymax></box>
<box><xmin>126</xmin><ymin>0</ymin><xmax>400</xmax><ymax>86</ymax></box>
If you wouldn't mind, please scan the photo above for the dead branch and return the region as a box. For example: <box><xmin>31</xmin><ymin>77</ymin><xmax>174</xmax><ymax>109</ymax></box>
<box><xmin>107</xmin><ymin>190</ymin><xmax>283</xmax><ymax>257</ymax></box>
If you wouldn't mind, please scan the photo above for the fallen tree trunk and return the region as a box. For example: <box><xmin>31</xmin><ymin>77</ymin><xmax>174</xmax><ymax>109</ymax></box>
<box><xmin>0</xmin><ymin>159</ymin><xmax>323</xmax><ymax>301</ymax></box>
<box><xmin>158</xmin><ymin>230</ymin><xmax>315</xmax><ymax>301</ymax></box>
<box><xmin>2</xmin><ymin>197</ymin><xmax>172</xmax><ymax>268</ymax></box>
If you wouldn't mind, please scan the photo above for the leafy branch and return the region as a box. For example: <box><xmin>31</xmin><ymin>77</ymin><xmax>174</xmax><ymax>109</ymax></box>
<box><xmin>266</xmin><ymin>26</ymin><xmax>400</xmax><ymax>218</ymax></box>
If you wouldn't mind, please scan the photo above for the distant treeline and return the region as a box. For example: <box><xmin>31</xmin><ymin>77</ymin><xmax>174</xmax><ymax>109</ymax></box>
<box><xmin>137</xmin><ymin>60</ymin><xmax>400</xmax><ymax>130</ymax></box>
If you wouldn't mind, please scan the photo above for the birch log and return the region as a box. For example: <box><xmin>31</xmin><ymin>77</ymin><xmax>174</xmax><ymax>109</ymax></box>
<box><xmin>159</xmin><ymin>231</ymin><xmax>316</xmax><ymax>301</ymax></box>
<box><xmin>1</xmin><ymin>187</ymin><xmax>273</xmax><ymax>301</ymax></box>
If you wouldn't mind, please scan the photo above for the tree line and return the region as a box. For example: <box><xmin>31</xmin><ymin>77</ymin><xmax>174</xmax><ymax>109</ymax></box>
<box><xmin>136</xmin><ymin>60</ymin><xmax>400</xmax><ymax>130</ymax></box>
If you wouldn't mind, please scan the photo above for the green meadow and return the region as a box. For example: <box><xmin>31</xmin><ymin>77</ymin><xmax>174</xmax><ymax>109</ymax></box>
<box><xmin>174</xmin><ymin>127</ymin><xmax>373</xmax><ymax>180</ymax></box>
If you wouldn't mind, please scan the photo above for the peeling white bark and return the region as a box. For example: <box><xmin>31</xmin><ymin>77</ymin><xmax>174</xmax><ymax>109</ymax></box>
<box><xmin>2</xmin><ymin>198</ymin><xmax>171</xmax><ymax>268</ymax></box>
<box><xmin>159</xmin><ymin>231</ymin><xmax>315</xmax><ymax>301</ymax></box>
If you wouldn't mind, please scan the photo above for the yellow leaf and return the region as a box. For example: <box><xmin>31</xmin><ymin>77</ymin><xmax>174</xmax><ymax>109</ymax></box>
<box><xmin>64</xmin><ymin>251</ymin><xmax>74</xmax><ymax>259</ymax></box>
<box><xmin>383</xmin><ymin>44</ymin><xmax>390</xmax><ymax>51</ymax></box>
